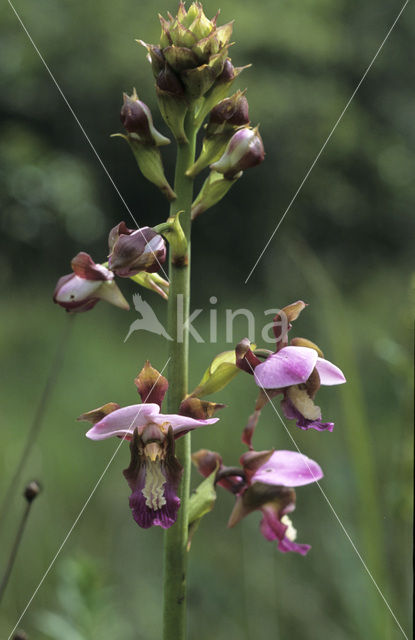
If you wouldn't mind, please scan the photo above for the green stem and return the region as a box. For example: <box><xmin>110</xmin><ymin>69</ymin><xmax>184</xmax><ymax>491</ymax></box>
<box><xmin>0</xmin><ymin>501</ymin><xmax>32</xmax><ymax>605</ymax></box>
<box><xmin>163</xmin><ymin>113</ymin><xmax>197</xmax><ymax>640</ymax></box>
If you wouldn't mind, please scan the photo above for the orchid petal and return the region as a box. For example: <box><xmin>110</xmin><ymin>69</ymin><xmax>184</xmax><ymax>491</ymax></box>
<box><xmin>254</xmin><ymin>346</ymin><xmax>318</xmax><ymax>390</ymax></box>
<box><xmin>315</xmin><ymin>357</ymin><xmax>346</xmax><ymax>385</ymax></box>
<box><xmin>158</xmin><ymin>412</ymin><xmax>219</xmax><ymax>436</ymax></box>
<box><xmin>85</xmin><ymin>403</ymin><xmax>161</xmax><ymax>440</ymax></box>
<box><xmin>251</xmin><ymin>450</ymin><xmax>323</xmax><ymax>487</ymax></box>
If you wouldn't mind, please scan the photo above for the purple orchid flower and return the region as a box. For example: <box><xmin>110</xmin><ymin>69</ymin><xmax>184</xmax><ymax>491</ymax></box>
<box><xmin>53</xmin><ymin>252</ymin><xmax>129</xmax><ymax>313</ymax></box>
<box><xmin>79</xmin><ymin>362</ymin><xmax>219</xmax><ymax>529</ymax></box>
<box><xmin>193</xmin><ymin>448</ymin><xmax>323</xmax><ymax>555</ymax></box>
<box><xmin>254</xmin><ymin>346</ymin><xmax>346</xmax><ymax>432</ymax></box>
<box><xmin>108</xmin><ymin>222</ymin><xmax>166</xmax><ymax>277</ymax></box>
<box><xmin>234</xmin><ymin>302</ymin><xmax>346</xmax><ymax>443</ymax></box>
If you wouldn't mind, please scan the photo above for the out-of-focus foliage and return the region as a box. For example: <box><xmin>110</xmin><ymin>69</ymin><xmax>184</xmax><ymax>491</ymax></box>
<box><xmin>0</xmin><ymin>1</ymin><xmax>413</xmax><ymax>639</ymax></box>
<box><xmin>36</xmin><ymin>557</ymin><xmax>133</xmax><ymax>639</ymax></box>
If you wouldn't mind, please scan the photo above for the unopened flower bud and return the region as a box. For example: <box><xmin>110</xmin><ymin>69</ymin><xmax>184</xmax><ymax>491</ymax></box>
<box><xmin>120</xmin><ymin>91</ymin><xmax>170</xmax><ymax>147</ymax></box>
<box><xmin>138</xmin><ymin>41</ymin><xmax>166</xmax><ymax>78</ymax></box>
<box><xmin>210</xmin><ymin>126</ymin><xmax>265</xmax><ymax>179</ymax></box>
<box><xmin>24</xmin><ymin>481</ymin><xmax>41</xmax><ymax>503</ymax></box>
<box><xmin>187</xmin><ymin>92</ymin><xmax>250</xmax><ymax>178</ymax></box>
<box><xmin>53</xmin><ymin>252</ymin><xmax>129</xmax><ymax>313</ymax></box>
<box><xmin>156</xmin><ymin>66</ymin><xmax>188</xmax><ymax>144</ymax></box>
<box><xmin>193</xmin><ymin>59</ymin><xmax>249</xmax><ymax>129</ymax></box>
<box><xmin>108</xmin><ymin>222</ymin><xmax>166</xmax><ymax>277</ymax></box>
<box><xmin>192</xmin><ymin>449</ymin><xmax>223</xmax><ymax>477</ymax></box>
<box><xmin>217</xmin><ymin>58</ymin><xmax>236</xmax><ymax>83</ymax></box>
<box><xmin>207</xmin><ymin>90</ymin><xmax>250</xmax><ymax>132</ymax></box>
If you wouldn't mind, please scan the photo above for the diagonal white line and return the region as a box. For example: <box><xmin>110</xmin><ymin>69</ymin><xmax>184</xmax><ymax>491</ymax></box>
<box><xmin>7</xmin><ymin>0</ymin><xmax>170</xmax><ymax>282</ymax></box>
<box><xmin>244</xmin><ymin>0</ymin><xmax>411</xmax><ymax>284</ymax></box>
<box><xmin>7</xmin><ymin>358</ymin><xmax>171</xmax><ymax>639</ymax></box>
<box><xmin>249</xmin><ymin>364</ymin><xmax>409</xmax><ymax>639</ymax></box>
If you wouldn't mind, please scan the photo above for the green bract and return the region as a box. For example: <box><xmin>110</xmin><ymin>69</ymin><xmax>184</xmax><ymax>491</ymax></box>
<box><xmin>190</xmin><ymin>350</ymin><xmax>240</xmax><ymax>398</ymax></box>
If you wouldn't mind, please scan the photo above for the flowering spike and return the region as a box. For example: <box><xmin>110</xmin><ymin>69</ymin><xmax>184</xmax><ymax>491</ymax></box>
<box><xmin>147</xmin><ymin>3</ymin><xmax>241</xmax><ymax>114</ymax></box>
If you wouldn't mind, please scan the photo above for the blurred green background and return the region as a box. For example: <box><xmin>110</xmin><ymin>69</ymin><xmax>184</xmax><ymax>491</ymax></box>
<box><xmin>0</xmin><ymin>0</ymin><xmax>413</xmax><ymax>638</ymax></box>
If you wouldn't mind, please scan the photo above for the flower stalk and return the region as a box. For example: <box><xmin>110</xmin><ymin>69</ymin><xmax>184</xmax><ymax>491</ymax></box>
<box><xmin>163</xmin><ymin>111</ymin><xmax>197</xmax><ymax>640</ymax></box>
<box><xmin>0</xmin><ymin>482</ymin><xmax>41</xmax><ymax>605</ymax></box>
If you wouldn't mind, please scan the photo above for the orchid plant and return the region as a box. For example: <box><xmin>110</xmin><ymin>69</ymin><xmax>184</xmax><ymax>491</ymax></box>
<box><xmin>53</xmin><ymin>4</ymin><xmax>345</xmax><ymax>639</ymax></box>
